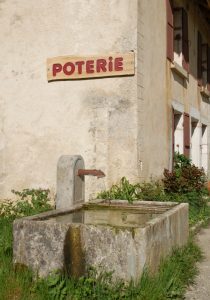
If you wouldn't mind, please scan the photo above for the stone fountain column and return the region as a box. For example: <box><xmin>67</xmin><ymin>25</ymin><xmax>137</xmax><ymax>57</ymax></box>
<box><xmin>56</xmin><ymin>155</ymin><xmax>85</xmax><ymax>209</ymax></box>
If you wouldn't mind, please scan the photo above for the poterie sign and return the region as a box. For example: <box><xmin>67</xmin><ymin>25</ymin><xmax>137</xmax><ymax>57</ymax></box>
<box><xmin>47</xmin><ymin>52</ymin><xmax>135</xmax><ymax>81</ymax></box>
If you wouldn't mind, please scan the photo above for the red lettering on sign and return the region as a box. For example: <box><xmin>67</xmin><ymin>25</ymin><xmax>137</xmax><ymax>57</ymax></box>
<box><xmin>75</xmin><ymin>61</ymin><xmax>85</xmax><ymax>74</ymax></box>
<box><xmin>50</xmin><ymin>55</ymin><xmax>128</xmax><ymax>78</ymax></box>
<box><xmin>108</xmin><ymin>57</ymin><xmax>113</xmax><ymax>72</ymax></box>
<box><xmin>115</xmin><ymin>57</ymin><xmax>123</xmax><ymax>71</ymax></box>
<box><xmin>96</xmin><ymin>59</ymin><xmax>107</xmax><ymax>72</ymax></box>
<box><xmin>52</xmin><ymin>64</ymin><xmax>62</xmax><ymax>76</ymax></box>
<box><xmin>86</xmin><ymin>60</ymin><xmax>94</xmax><ymax>73</ymax></box>
<box><xmin>63</xmin><ymin>62</ymin><xmax>75</xmax><ymax>76</ymax></box>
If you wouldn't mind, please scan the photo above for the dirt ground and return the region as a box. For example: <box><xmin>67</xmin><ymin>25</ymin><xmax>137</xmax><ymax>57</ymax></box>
<box><xmin>185</xmin><ymin>225</ymin><xmax>210</xmax><ymax>300</ymax></box>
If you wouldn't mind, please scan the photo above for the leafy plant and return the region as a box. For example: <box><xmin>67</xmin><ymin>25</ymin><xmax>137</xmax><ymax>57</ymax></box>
<box><xmin>163</xmin><ymin>153</ymin><xmax>207</xmax><ymax>195</ymax></box>
<box><xmin>135</xmin><ymin>181</ymin><xmax>167</xmax><ymax>202</ymax></box>
<box><xmin>174</xmin><ymin>152</ymin><xmax>191</xmax><ymax>168</ymax></box>
<box><xmin>98</xmin><ymin>177</ymin><xmax>169</xmax><ymax>203</ymax></box>
<box><xmin>98</xmin><ymin>177</ymin><xmax>140</xmax><ymax>203</ymax></box>
<box><xmin>0</xmin><ymin>188</ymin><xmax>53</xmax><ymax>219</ymax></box>
<box><xmin>162</xmin><ymin>153</ymin><xmax>208</xmax><ymax>212</ymax></box>
<box><xmin>34</xmin><ymin>271</ymin><xmax>67</xmax><ymax>300</ymax></box>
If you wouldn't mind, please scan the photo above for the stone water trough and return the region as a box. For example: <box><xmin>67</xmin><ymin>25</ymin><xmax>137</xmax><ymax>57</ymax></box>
<box><xmin>13</xmin><ymin>155</ymin><xmax>189</xmax><ymax>281</ymax></box>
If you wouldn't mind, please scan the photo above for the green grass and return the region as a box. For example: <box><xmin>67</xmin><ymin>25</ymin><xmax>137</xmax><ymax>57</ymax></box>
<box><xmin>0</xmin><ymin>217</ymin><xmax>33</xmax><ymax>300</ymax></box>
<box><xmin>189</xmin><ymin>204</ymin><xmax>210</xmax><ymax>226</ymax></box>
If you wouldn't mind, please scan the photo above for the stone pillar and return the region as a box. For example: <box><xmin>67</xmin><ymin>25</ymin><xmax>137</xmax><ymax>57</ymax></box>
<box><xmin>56</xmin><ymin>155</ymin><xmax>85</xmax><ymax>209</ymax></box>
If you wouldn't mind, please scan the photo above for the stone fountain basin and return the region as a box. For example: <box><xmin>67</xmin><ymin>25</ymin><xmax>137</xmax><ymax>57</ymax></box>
<box><xmin>13</xmin><ymin>200</ymin><xmax>189</xmax><ymax>281</ymax></box>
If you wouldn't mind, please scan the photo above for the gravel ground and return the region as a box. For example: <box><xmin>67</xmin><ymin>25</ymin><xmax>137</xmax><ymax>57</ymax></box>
<box><xmin>185</xmin><ymin>225</ymin><xmax>210</xmax><ymax>300</ymax></box>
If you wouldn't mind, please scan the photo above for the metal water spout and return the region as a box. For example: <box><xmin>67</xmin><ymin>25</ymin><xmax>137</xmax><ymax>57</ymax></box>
<box><xmin>77</xmin><ymin>169</ymin><xmax>105</xmax><ymax>178</ymax></box>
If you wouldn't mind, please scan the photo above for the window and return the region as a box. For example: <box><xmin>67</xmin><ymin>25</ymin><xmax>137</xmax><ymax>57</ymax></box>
<box><xmin>166</xmin><ymin>1</ymin><xmax>189</xmax><ymax>72</ymax></box>
<box><xmin>197</xmin><ymin>32</ymin><xmax>210</xmax><ymax>90</ymax></box>
<box><xmin>197</xmin><ymin>32</ymin><xmax>202</xmax><ymax>86</ymax></box>
<box><xmin>173</xmin><ymin>9</ymin><xmax>182</xmax><ymax>66</ymax></box>
<box><xmin>173</xmin><ymin>8</ymin><xmax>189</xmax><ymax>71</ymax></box>
<box><xmin>198</xmin><ymin>32</ymin><xmax>207</xmax><ymax>87</ymax></box>
<box><xmin>202</xmin><ymin>43</ymin><xmax>208</xmax><ymax>86</ymax></box>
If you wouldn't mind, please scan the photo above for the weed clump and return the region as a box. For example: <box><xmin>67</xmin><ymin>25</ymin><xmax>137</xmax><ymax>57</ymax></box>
<box><xmin>163</xmin><ymin>153</ymin><xmax>207</xmax><ymax>200</ymax></box>
<box><xmin>98</xmin><ymin>177</ymin><xmax>140</xmax><ymax>202</ymax></box>
<box><xmin>98</xmin><ymin>153</ymin><xmax>210</xmax><ymax>226</ymax></box>
<box><xmin>0</xmin><ymin>188</ymin><xmax>53</xmax><ymax>220</ymax></box>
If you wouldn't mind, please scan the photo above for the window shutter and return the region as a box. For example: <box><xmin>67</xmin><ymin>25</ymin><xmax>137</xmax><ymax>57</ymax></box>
<box><xmin>207</xmin><ymin>46</ymin><xmax>210</xmax><ymax>91</ymax></box>
<box><xmin>197</xmin><ymin>32</ymin><xmax>202</xmax><ymax>86</ymax></box>
<box><xmin>182</xmin><ymin>9</ymin><xmax>189</xmax><ymax>72</ymax></box>
<box><xmin>183</xmin><ymin>113</ymin><xmax>190</xmax><ymax>158</ymax></box>
<box><xmin>166</xmin><ymin>0</ymin><xmax>174</xmax><ymax>62</ymax></box>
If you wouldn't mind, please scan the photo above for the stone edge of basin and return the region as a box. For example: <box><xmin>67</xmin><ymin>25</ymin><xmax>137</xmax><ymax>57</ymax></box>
<box><xmin>13</xmin><ymin>200</ymin><xmax>187</xmax><ymax>224</ymax></box>
<box><xmin>13</xmin><ymin>200</ymin><xmax>180</xmax><ymax>224</ymax></box>
<box><xmin>89</xmin><ymin>199</ymin><xmax>179</xmax><ymax>206</ymax></box>
<box><xmin>13</xmin><ymin>203</ymin><xmax>84</xmax><ymax>223</ymax></box>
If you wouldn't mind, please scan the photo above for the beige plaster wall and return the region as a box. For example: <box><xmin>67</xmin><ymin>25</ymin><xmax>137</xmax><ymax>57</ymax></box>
<box><xmin>0</xmin><ymin>0</ymin><xmax>138</xmax><ymax>200</ymax></box>
<box><xmin>137</xmin><ymin>0</ymin><xmax>169</xmax><ymax>180</ymax></box>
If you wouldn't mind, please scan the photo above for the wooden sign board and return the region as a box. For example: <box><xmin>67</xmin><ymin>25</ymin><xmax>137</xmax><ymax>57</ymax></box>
<box><xmin>47</xmin><ymin>52</ymin><xmax>135</xmax><ymax>81</ymax></box>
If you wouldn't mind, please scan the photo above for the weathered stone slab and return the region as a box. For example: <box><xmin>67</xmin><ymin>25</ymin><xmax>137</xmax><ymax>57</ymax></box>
<box><xmin>13</xmin><ymin>200</ymin><xmax>189</xmax><ymax>281</ymax></box>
